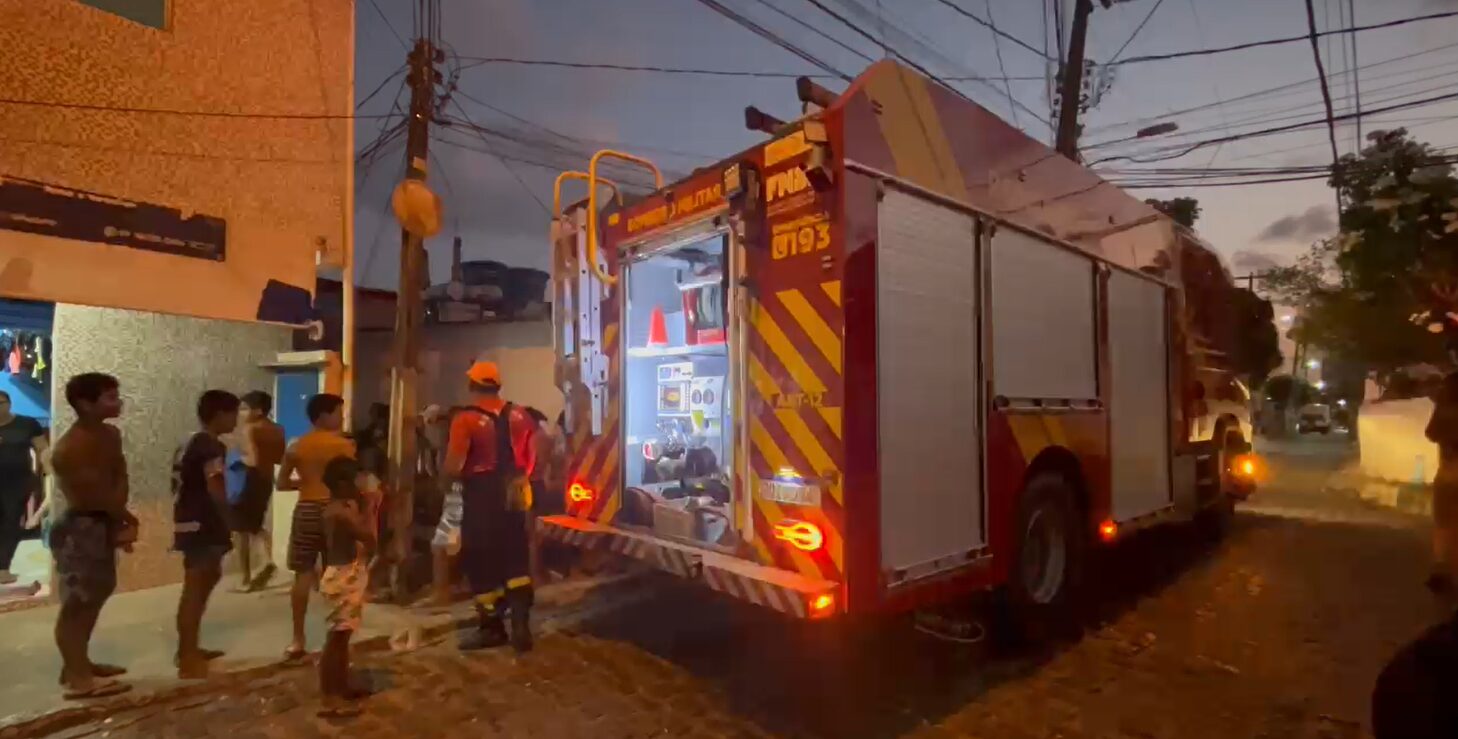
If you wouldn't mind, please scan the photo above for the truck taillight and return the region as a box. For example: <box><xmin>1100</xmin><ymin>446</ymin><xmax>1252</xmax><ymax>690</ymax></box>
<box><xmin>1098</xmin><ymin>519</ymin><xmax>1118</xmax><ymax>543</ymax></box>
<box><xmin>773</xmin><ymin>520</ymin><xmax>824</xmax><ymax>552</ymax></box>
<box><xmin>809</xmin><ymin>592</ymin><xmax>836</xmax><ymax>618</ymax></box>
<box><xmin>568</xmin><ymin>482</ymin><xmax>595</xmax><ymax>503</ymax></box>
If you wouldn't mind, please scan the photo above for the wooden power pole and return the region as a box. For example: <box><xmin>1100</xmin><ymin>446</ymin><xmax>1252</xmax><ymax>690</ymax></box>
<box><xmin>1055</xmin><ymin>0</ymin><xmax>1094</xmax><ymax>159</ymax></box>
<box><xmin>384</xmin><ymin>36</ymin><xmax>437</xmax><ymax>601</ymax></box>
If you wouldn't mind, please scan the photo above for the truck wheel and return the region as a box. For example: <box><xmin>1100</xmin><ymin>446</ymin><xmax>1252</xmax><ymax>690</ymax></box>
<box><xmin>1001</xmin><ymin>471</ymin><xmax>1084</xmax><ymax>643</ymax></box>
<box><xmin>1197</xmin><ymin>428</ymin><xmax>1242</xmax><ymax>540</ymax></box>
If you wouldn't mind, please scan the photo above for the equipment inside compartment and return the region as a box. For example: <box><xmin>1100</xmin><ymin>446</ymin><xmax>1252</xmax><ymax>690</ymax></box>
<box><xmin>621</xmin><ymin>233</ymin><xmax>737</xmax><ymax>549</ymax></box>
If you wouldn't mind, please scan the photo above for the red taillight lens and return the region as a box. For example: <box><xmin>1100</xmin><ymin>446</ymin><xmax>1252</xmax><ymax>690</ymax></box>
<box><xmin>568</xmin><ymin>482</ymin><xmax>595</xmax><ymax>503</ymax></box>
<box><xmin>773</xmin><ymin>520</ymin><xmax>824</xmax><ymax>552</ymax></box>
<box><xmin>1098</xmin><ymin>519</ymin><xmax>1118</xmax><ymax>543</ymax></box>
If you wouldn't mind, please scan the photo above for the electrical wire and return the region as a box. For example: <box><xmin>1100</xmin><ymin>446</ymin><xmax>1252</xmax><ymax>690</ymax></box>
<box><xmin>693</xmin><ymin>0</ymin><xmax>852</xmax><ymax>80</ymax></box>
<box><xmin>810</xmin><ymin>0</ymin><xmax>1052</xmax><ymax>126</ymax></box>
<box><xmin>748</xmin><ymin>0</ymin><xmax>874</xmax><ymax>63</ymax></box>
<box><xmin>1114</xmin><ymin>8</ymin><xmax>1458</xmax><ymax>67</ymax></box>
<box><xmin>1109</xmin><ymin>0</ymin><xmax>1167</xmax><ymax>64</ymax></box>
<box><xmin>365</xmin><ymin>0</ymin><xmax>407</xmax><ymax>51</ymax></box>
<box><xmin>445</xmin><ymin>99</ymin><xmax>553</xmax><ymax>216</ymax></box>
<box><xmin>0</xmin><ymin>97</ymin><xmax>392</xmax><ymax>120</ymax></box>
<box><xmin>1089</xmin><ymin>68</ymin><xmax>1458</xmax><ymax>153</ymax></box>
<box><xmin>451</xmin><ymin>87</ymin><xmax>714</xmax><ymax>161</ymax></box>
<box><xmin>454</xmin><ymin>54</ymin><xmax>1042</xmax><ymax>82</ymax></box>
<box><xmin>1347</xmin><ymin>0</ymin><xmax>1362</xmax><ymax>150</ymax></box>
<box><xmin>1087</xmin><ymin>40</ymin><xmax>1458</xmax><ymax>136</ymax></box>
<box><xmin>928</xmin><ymin>0</ymin><xmax>1052</xmax><ymax>60</ymax></box>
<box><xmin>1303</xmin><ymin>0</ymin><xmax>1344</xmax><ymax>213</ymax></box>
<box><xmin>1089</xmin><ymin>89</ymin><xmax>1458</xmax><ymax>165</ymax></box>
<box><xmin>356</xmin><ymin>65</ymin><xmax>405</xmax><ymax>112</ymax></box>
<box><xmin>983</xmin><ymin>0</ymin><xmax>1019</xmax><ymax>127</ymax></box>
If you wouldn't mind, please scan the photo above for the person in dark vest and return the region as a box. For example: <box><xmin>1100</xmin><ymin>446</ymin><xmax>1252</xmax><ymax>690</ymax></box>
<box><xmin>445</xmin><ymin>361</ymin><xmax>538</xmax><ymax>652</ymax></box>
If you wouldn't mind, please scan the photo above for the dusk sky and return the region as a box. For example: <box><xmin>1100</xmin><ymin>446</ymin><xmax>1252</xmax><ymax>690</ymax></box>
<box><xmin>352</xmin><ymin>0</ymin><xmax>1458</xmax><ymax>289</ymax></box>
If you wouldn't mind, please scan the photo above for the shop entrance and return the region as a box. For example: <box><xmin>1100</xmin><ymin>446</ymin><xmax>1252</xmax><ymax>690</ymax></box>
<box><xmin>621</xmin><ymin>231</ymin><xmax>737</xmax><ymax>549</ymax></box>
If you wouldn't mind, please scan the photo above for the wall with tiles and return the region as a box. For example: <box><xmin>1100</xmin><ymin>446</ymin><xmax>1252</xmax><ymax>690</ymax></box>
<box><xmin>0</xmin><ymin>0</ymin><xmax>349</xmax><ymax>324</ymax></box>
<box><xmin>49</xmin><ymin>304</ymin><xmax>290</xmax><ymax>593</ymax></box>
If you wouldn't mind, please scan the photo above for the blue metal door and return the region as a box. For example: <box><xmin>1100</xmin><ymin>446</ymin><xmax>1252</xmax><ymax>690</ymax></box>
<box><xmin>274</xmin><ymin>369</ymin><xmax>320</xmax><ymax>444</ymax></box>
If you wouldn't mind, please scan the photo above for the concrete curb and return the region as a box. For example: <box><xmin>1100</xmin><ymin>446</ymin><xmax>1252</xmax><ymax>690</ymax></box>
<box><xmin>1323</xmin><ymin>467</ymin><xmax>1433</xmax><ymax>517</ymax></box>
<box><xmin>1</xmin><ymin>572</ymin><xmax>645</xmax><ymax>739</ymax></box>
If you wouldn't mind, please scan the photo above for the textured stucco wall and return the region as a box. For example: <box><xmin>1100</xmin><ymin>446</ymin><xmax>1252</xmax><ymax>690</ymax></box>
<box><xmin>49</xmin><ymin>304</ymin><xmax>290</xmax><ymax>593</ymax></box>
<box><xmin>1359</xmin><ymin>398</ymin><xmax>1439</xmax><ymax>484</ymax></box>
<box><xmin>0</xmin><ymin>0</ymin><xmax>349</xmax><ymax>324</ymax></box>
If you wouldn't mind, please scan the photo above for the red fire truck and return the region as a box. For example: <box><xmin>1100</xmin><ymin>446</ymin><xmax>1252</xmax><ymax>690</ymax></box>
<box><xmin>538</xmin><ymin>60</ymin><xmax>1254</xmax><ymax>625</ymax></box>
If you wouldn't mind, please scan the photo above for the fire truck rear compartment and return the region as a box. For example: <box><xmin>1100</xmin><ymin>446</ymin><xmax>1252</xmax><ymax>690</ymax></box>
<box><xmin>617</xmin><ymin>232</ymin><xmax>738</xmax><ymax>550</ymax></box>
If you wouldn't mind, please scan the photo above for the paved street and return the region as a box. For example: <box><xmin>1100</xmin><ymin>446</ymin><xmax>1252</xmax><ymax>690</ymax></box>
<box><xmin>38</xmin><ymin>433</ymin><xmax>1446</xmax><ymax>739</ymax></box>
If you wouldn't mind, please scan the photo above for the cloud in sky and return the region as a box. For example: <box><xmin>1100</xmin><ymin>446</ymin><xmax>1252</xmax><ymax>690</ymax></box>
<box><xmin>1231</xmin><ymin>250</ymin><xmax>1282</xmax><ymax>273</ymax></box>
<box><xmin>1256</xmin><ymin>205</ymin><xmax>1336</xmax><ymax>243</ymax></box>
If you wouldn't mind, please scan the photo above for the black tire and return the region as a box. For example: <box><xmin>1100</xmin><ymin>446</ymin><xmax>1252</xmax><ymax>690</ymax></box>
<box><xmin>1197</xmin><ymin>428</ymin><xmax>1242</xmax><ymax>540</ymax></box>
<box><xmin>1000</xmin><ymin>471</ymin><xmax>1085</xmax><ymax>643</ymax></box>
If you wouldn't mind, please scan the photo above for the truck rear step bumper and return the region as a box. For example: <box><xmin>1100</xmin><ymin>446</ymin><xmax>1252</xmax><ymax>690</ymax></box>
<box><xmin>536</xmin><ymin>515</ymin><xmax>840</xmax><ymax>619</ymax></box>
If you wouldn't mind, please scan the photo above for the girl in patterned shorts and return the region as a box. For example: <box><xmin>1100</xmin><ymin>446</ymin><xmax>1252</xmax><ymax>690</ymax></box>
<box><xmin>318</xmin><ymin>457</ymin><xmax>376</xmax><ymax>718</ymax></box>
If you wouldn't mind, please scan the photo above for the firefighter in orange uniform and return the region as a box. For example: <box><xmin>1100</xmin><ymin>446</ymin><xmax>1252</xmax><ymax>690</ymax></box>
<box><xmin>446</xmin><ymin>361</ymin><xmax>538</xmax><ymax>652</ymax></box>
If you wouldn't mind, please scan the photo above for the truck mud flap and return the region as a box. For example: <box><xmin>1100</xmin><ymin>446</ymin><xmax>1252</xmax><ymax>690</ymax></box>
<box><xmin>537</xmin><ymin>515</ymin><xmax>840</xmax><ymax>619</ymax></box>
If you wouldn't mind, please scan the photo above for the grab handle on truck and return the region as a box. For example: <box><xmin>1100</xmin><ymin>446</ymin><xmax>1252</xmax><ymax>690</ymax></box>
<box><xmin>552</xmin><ymin>171</ymin><xmax>623</xmax><ymax>221</ymax></box>
<box><xmin>587</xmin><ymin>150</ymin><xmax>664</xmax><ymax>286</ymax></box>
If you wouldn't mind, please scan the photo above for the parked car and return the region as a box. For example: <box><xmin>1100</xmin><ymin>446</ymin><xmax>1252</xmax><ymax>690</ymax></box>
<box><xmin>1297</xmin><ymin>403</ymin><xmax>1333</xmax><ymax>434</ymax></box>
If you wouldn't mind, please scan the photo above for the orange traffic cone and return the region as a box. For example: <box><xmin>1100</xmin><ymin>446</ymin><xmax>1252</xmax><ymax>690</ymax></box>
<box><xmin>648</xmin><ymin>305</ymin><xmax>669</xmax><ymax>347</ymax></box>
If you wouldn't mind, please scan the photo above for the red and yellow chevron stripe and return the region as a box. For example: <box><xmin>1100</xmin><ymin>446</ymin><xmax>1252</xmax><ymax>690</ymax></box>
<box><xmin>744</xmin><ymin>279</ymin><xmax>846</xmax><ymax>584</ymax></box>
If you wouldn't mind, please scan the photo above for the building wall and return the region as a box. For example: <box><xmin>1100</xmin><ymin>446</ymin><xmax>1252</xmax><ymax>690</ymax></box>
<box><xmin>356</xmin><ymin>321</ymin><xmax>562</xmax><ymax>423</ymax></box>
<box><xmin>1359</xmin><ymin>397</ymin><xmax>1439</xmax><ymax>485</ymax></box>
<box><xmin>49</xmin><ymin>304</ymin><xmax>290</xmax><ymax>593</ymax></box>
<box><xmin>0</xmin><ymin>0</ymin><xmax>349</xmax><ymax>325</ymax></box>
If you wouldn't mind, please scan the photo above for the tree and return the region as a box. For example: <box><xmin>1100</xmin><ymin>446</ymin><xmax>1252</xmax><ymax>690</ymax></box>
<box><xmin>1145</xmin><ymin>197</ymin><xmax>1201</xmax><ymax>228</ymax></box>
<box><xmin>1263</xmin><ymin>129</ymin><xmax>1458</xmax><ymax>375</ymax></box>
<box><xmin>1228</xmin><ymin>287</ymin><xmax>1282</xmax><ymax>387</ymax></box>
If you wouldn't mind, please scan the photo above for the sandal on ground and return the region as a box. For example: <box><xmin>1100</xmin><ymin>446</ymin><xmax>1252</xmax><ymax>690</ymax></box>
<box><xmin>173</xmin><ymin>649</ymin><xmax>225</xmax><ymax>668</ymax></box>
<box><xmin>247</xmin><ymin>564</ymin><xmax>278</xmax><ymax>592</ymax></box>
<box><xmin>62</xmin><ymin>678</ymin><xmax>131</xmax><ymax>701</ymax></box>
<box><xmin>317</xmin><ymin>701</ymin><xmax>363</xmax><ymax>718</ymax></box>
<box><xmin>91</xmin><ymin>663</ymin><xmax>128</xmax><ymax>678</ymax></box>
<box><xmin>282</xmin><ymin>646</ymin><xmax>308</xmax><ymax>663</ymax></box>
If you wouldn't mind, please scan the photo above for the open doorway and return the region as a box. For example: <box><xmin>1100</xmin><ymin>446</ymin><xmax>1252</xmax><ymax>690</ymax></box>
<box><xmin>621</xmin><ymin>232</ymin><xmax>737</xmax><ymax>549</ymax></box>
<box><xmin>0</xmin><ymin>299</ymin><xmax>55</xmax><ymax>605</ymax></box>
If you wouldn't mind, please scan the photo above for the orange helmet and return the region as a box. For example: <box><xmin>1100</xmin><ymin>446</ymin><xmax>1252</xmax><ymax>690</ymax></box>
<box><xmin>466</xmin><ymin>360</ymin><xmax>501</xmax><ymax>387</ymax></box>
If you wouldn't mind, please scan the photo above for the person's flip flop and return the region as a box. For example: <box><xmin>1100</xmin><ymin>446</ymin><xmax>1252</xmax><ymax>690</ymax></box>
<box><xmin>91</xmin><ymin>663</ymin><xmax>127</xmax><ymax>678</ymax></box>
<box><xmin>317</xmin><ymin>702</ymin><xmax>363</xmax><ymax>719</ymax></box>
<box><xmin>62</xmin><ymin>678</ymin><xmax>131</xmax><ymax>701</ymax></box>
<box><xmin>282</xmin><ymin>646</ymin><xmax>307</xmax><ymax>663</ymax></box>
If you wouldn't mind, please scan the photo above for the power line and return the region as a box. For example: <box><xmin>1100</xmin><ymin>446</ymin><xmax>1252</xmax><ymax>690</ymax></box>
<box><xmin>1089</xmin><ymin>89</ymin><xmax>1458</xmax><ymax>165</ymax></box>
<box><xmin>0</xmin><ymin>97</ymin><xmax>389</xmax><ymax>120</ymax></box>
<box><xmin>693</xmin><ymin>0</ymin><xmax>852</xmax><ymax>80</ymax></box>
<box><xmin>1110</xmin><ymin>0</ymin><xmax>1167</xmax><ymax>63</ymax></box>
<box><xmin>365</xmin><ymin>0</ymin><xmax>407</xmax><ymax>50</ymax></box>
<box><xmin>808</xmin><ymin>0</ymin><xmax>1051</xmax><ymax>126</ymax></box>
<box><xmin>1347</xmin><ymin>0</ymin><xmax>1362</xmax><ymax>150</ymax></box>
<box><xmin>1088</xmin><ymin>68</ymin><xmax>1458</xmax><ymax>152</ymax></box>
<box><xmin>356</xmin><ymin>65</ymin><xmax>405</xmax><ymax>111</ymax></box>
<box><xmin>1304</xmin><ymin>0</ymin><xmax>1346</xmax><ymax>215</ymax></box>
<box><xmin>455</xmin><ymin>54</ymin><xmax>1042</xmax><ymax>81</ymax></box>
<box><xmin>1087</xmin><ymin>40</ymin><xmax>1458</xmax><ymax>135</ymax></box>
<box><xmin>748</xmin><ymin>0</ymin><xmax>874</xmax><ymax>63</ymax></box>
<box><xmin>928</xmin><ymin>0</ymin><xmax>1052</xmax><ymax>60</ymax></box>
<box><xmin>1114</xmin><ymin>8</ymin><xmax>1458</xmax><ymax>66</ymax></box>
<box><xmin>983</xmin><ymin>0</ymin><xmax>1020</xmax><ymax>127</ymax></box>
<box><xmin>445</xmin><ymin>99</ymin><xmax>555</xmax><ymax>216</ymax></box>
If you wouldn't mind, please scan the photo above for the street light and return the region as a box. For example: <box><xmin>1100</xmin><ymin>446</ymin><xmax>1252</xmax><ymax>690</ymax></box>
<box><xmin>1315</xmin><ymin>380</ymin><xmax>1327</xmax><ymax>391</ymax></box>
<box><xmin>1307</xmin><ymin>359</ymin><xmax>1322</xmax><ymax>370</ymax></box>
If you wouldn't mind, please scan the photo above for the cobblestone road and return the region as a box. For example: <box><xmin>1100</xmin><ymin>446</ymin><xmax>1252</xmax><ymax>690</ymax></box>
<box><xmin>46</xmin><ymin>436</ymin><xmax>1446</xmax><ymax>738</ymax></box>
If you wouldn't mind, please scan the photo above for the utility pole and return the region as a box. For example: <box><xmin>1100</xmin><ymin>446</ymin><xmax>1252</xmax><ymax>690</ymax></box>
<box><xmin>384</xmin><ymin>36</ymin><xmax>437</xmax><ymax>602</ymax></box>
<box><xmin>1054</xmin><ymin>0</ymin><xmax>1093</xmax><ymax>159</ymax></box>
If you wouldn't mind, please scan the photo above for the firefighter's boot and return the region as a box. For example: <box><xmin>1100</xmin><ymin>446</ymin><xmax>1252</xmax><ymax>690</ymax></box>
<box><xmin>460</xmin><ymin>604</ymin><xmax>508</xmax><ymax>651</ymax></box>
<box><xmin>506</xmin><ymin>585</ymin><xmax>534</xmax><ymax>654</ymax></box>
